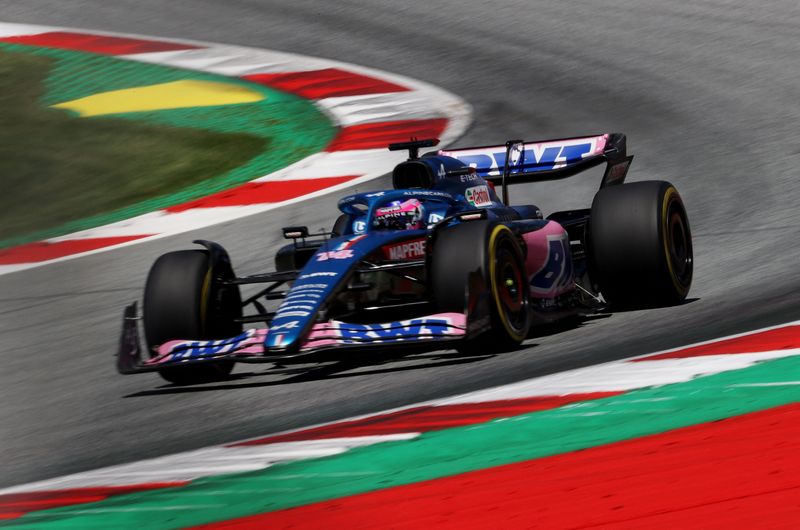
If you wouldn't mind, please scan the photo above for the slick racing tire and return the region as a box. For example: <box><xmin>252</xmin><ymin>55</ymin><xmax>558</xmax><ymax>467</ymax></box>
<box><xmin>431</xmin><ymin>220</ymin><xmax>530</xmax><ymax>352</ymax></box>
<box><xmin>143</xmin><ymin>250</ymin><xmax>241</xmax><ymax>385</ymax></box>
<box><xmin>331</xmin><ymin>213</ymin><xmax>352</xmax><ymax>237</ymax></box>
<box><xmin>589</xmin><ymin>180</ymin><xmax>693</xmax><ymax>308</ymax></box>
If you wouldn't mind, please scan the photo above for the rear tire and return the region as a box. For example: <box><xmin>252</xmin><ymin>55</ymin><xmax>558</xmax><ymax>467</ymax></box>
<box><xmin>143</xmin><ymin>250</ymin><xmax>241</xmax><ymax>385</ymax></box>
<box><xmin>431</xmin><ymin>221</ymin><xmax>530</xmax><ymax>352</ymax></box>
<box><xmin>589</xmin><ymin>181</ymin><xmax>693</xmax><ymax>308</ymax></box>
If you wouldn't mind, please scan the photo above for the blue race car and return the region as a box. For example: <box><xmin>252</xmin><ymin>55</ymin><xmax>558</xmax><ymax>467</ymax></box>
<box><xmin>118</xmin><ymin>133</ymin><xmax>693</xmax><ymax>385</ymax></box>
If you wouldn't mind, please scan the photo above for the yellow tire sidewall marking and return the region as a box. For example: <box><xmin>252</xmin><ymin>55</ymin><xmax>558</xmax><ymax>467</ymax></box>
<box><xmin>488</xmin><ymin>224</ymin><xmax>526</xmax><ymax>342</ymax></box>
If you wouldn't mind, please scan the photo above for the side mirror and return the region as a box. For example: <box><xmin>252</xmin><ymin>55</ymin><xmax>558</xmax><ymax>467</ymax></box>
<box><xmin>282</xmin><ymin>226</ymin><xmax>309</xmax><ymax>240</ymax></box>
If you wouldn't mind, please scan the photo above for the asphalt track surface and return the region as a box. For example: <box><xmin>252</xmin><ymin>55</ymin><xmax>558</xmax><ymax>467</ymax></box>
<box><xmin>2</xmin><ymin>1</ymin><xmax>800</xmax><ymax>488</ymax></box>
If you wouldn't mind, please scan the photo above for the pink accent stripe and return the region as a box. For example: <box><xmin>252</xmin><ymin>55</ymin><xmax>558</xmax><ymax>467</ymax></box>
<box><xmin>165</xmin><ymin>176</ymin><xmax>359</xmax><ymax>213</ymax></box>
<box><xmin>244</xmin><ymin>68</ymin><xmax>410</xmax><ymax>99</ymax></box>
<box><xmin>325</xmin><ymin>118</ymin><xmax>448</xmax><ymax>151</ymax></box>
<box><xmin>231</xmin><ymin>393</ymin><xmax>621</xmax><ymax>447</ymax></box>
<box><xmin>0</xmin><ymin>235</ymin><xmax>152</xmax><ymax>264</ymax></box>
<box><xmin>0</xmin><ymin>482</ymin><xmax>188</xmax><ymax>519</ymax></box>
<box><xmin>635</xmin><ymin>325</ymin><xmax>800</xmax><ymax>361</ymax></box>
<box><xmin>0</xmin><ymin>31</ymin><xmax>200</xmax><ymax>55</ymax></box>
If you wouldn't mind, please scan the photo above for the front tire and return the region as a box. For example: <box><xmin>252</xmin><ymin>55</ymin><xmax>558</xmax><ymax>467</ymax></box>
<box><xmin>143</xmin><ymin>250</ymin><xmax>241</xmax><ymax>385</ymax></box>
<box><xmin>331</xmin><ymin>213</ymin><xmax>352</xmax><ymax>237</ymax></box>
<box><xmin>589</xmin><ymin>181</ymin><xmax>693</xmax><ymax>308</ymax></box>
<box><xmin>431</xmin><ymin>221</ymin><xmax>530</xmax><ymax>352</ymax></box>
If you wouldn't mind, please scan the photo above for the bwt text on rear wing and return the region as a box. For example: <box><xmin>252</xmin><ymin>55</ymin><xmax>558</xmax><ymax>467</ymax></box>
<box><xmin>438</xmin><ymin>132</ymin><xmax>633</xmax><ymax>190</ymax></box>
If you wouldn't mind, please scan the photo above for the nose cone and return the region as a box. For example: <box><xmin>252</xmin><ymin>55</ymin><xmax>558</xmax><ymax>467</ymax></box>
<box><xmin>263</xmin><ymin>327</ymin><xmax>300</xmax><ymax>351</ymax></box>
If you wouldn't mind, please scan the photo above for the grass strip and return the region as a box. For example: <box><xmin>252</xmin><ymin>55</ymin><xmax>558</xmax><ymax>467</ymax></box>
<box><xmin>0</xmin><ymin>44</ymin><xmax>335</xmax><ymax>247</ymax></box>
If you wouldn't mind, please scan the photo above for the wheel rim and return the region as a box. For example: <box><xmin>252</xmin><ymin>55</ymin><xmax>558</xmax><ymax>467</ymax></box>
<box><xmin>493</xmin><ymin>243</ymin><xmax>528</xmax><ymax>336</ymax></box>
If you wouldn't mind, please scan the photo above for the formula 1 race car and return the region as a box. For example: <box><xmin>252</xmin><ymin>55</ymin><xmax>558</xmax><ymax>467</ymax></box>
<box><xmin>118</xmin><ymin>133</ymin><xmax>693</xmax><ymax>384</ymax></box>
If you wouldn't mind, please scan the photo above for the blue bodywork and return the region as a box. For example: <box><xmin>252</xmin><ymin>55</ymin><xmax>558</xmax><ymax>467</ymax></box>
<box><xmin>266</xmin><ymin>154</ymin><xmax>513</xmax><ymax>353</ymax></box>
<box><xmin>117</xmin><ymin>133</ymin><xmax>637</xmax><ymax>377</ymax></box>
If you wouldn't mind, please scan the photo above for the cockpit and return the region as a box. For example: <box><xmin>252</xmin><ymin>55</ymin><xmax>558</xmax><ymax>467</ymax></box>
<box><xmin>371</xmin><ymin>199</ymin><xmax>426</xmax><ymax>231</ymax></box>
<box><xmin>336</xmin><ymin>190</ymin><xmax>458</xmax><ymax>236</ymax></box>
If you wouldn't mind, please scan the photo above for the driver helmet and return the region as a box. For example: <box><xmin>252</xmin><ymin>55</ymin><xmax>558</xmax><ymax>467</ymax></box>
<box><xmin>373</xmin><ymin>199</ymin><xmax>424</xmax><ymax>230</ymax></box>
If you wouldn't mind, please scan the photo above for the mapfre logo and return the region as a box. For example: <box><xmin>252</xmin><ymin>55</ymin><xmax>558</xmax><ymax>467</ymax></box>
<box><xmin>382</xmin><ymin>238</ymin><xmax>426</xmax><ymax>260</ymax></box>
<box><xmin>465</xmin><ymin>185</ymin><xmax>492</xmax><ymax>207</ymax></box>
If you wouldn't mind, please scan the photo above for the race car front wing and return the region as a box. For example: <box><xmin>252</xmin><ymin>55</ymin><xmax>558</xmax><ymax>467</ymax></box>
<box><xmin>117</xmin><ymin>304</ymin><xmax>480</xmax><ymax>374</ymax></box>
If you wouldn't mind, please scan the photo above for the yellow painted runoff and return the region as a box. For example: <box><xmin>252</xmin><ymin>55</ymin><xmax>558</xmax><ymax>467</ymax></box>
<box><xmin>52</xmin><ymin>80</ymin><xmax>265</xmax><ymax>117</ymax></box>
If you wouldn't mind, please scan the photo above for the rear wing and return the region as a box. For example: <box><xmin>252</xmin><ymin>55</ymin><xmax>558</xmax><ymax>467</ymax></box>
<box><xmin>438</xmin><ymin>132</ymin><xmax>633</xmax><ymax>189</ymax></box>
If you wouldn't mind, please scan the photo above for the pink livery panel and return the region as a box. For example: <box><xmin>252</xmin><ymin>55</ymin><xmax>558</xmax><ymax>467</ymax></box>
<box><xmin>522</xmin><ymin>221</ymin><xmax>575</xmax><ymax>298</ymax></box>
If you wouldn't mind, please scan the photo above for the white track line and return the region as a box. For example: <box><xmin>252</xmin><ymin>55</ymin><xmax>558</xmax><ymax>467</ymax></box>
<box><xmin>0</xmin><ymin>22</ymin><xmax>472</xmax><ymax>274</ymax></box>
<box><xmin>0</xmin><ymin>435</ymin><xmax>417</xmax><ymax>493</ymax></box>
<box><xmin>2</xmin><ymin>321</ymin><xmax>797</xmax><ymax>495</ymax></box>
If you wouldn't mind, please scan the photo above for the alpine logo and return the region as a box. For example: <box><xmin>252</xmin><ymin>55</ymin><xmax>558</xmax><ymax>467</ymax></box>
<box><xmin>465</xmin><ymin>185</ymin><xmax>492</xmax><ymax>207</ymax></box>
<box><xmin>382</xmin><ymin>238</ymin><xmax>426</xmax><ymax>260</ymax></box>
<box><xmin>428</xmin><ymin>212</ymin><xmax>444</xmax><ymax>224</ymax></box>
<box><xmin>270</xmin><ymin>321</ymin><xmax>299</xmax><ymax>331</ymax></box>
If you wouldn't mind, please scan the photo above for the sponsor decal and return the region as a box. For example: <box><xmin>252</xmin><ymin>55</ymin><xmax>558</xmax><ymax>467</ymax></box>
<box><xmin>366</xmin><ymin>191</ymin><xmax>385</xmax><ymax>198</ymax></box>
<box><xmin>274</xmin><ymin>311</ymin><xmax>310</xmax><ymax>318</ymax></box>
<box><xmin>160</xmin><ymin>330</ymin><xmax>258</xmax><ymax>361</ymax></box>
<box><xmin>286</xmin><ymin>285</ymin><xmax>327</xmax><ymax>298</ymax></box>
<box><xmin>286</xmin><ymin>295</ymin><xmax>323</xmax><ymax>302</ymax></box>
<box><xmin>465</xmin><ymin>185</ymin><xmax>492</xmax><ymax>207</ymax></box>
<box><xmin>403</xmin><ymin>190</ymin><xmax>451</xmax><ymax>198</ymax></box>
<box><xmin>428</xmin><ymin>212</ymin><xmax>444</xmax><ymax>224</ymax></box>
<box><xmin>382</xmin><ymin>238</ymin><xmax>426</xmax><ymax>260</ymax></box>
<box><xmin>353</xmin><ymin>219</ymin><xmax>367</xmax><ymax>233</ymax></box>
<box><xmin>299</xmin><ymin>271</ymin><xmax>338</xmax><ymax>279</ymax></box>
<box><xmin>282</xmin><ymin>301</ymin><xmax>318</xmax><ymax>308</ymax></box>
<box><xmin>285</xmin><ymin>295</ymin><xmax>322</xmax><ymax>302</ymax></box>
<box><xmin>316</xmin><ymin>249</ymin><xmax>354</xmax><ymax>261</ymax></box>
<box><xmin>440</xmin><ymin>135</ymin><xmax>606</xmax><ymax>177</ymax></box>
<box><xmin>277</xmin><ymin>304</ymin><xmax>315</xmax><ymax>312</ymax></box>
<box><xmin>275</xmin><ymin>288</ymin><xmax>319</xmax><ymax>319</ymax></box>
<box><xmin>340</xmin><ymin>317</ymin><xmax>457</xmax><ymax>343</ymax></box>
<box><xmin>278</xmin><ymin>302</ymin><xmax>314</xmax><ymax>312</ymax></box>
<box><xmin>292</xmin><ymin>283</ymin><xmax>329</xmax><ymax>290</ymax></box>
